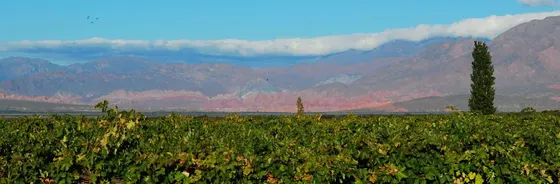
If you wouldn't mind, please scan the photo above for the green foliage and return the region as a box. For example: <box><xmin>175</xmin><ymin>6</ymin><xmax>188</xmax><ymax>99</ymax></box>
<box><xmin>468</xmin><ymin>40</ymin><xmax>497</xmax><ymax>115</ymax></box>
<box><xmin>521</xmin><ymin>106</ymin><xmax>537</xmax><ymax>113</ymax></box>
<box><xmin>542</xmin><ymin>110</ymin><xmax>560</xmax><ymax>116</ymax></box>
<box><xmin>1</xmin><ymin>111</ymin><xmax>560</xmax><ymax>183</ymax></box>
<box><xmin>445</xmin><ymin>105</ymin><xmax>459</xmax><ymax>112</ymax></box>
<box><xmin>296</xmin><ymin>96</ymin><xmax>304</xmax><ymax>116</ymax></box>
<box><xmin>94</xmin><ymin>100</ymin><xmax>110</xmax><ymax>113</ymax></box>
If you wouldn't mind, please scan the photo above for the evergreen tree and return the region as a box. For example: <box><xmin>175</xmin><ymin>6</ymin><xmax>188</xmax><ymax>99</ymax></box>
<box><xmin>468</xmin><ymin>40</ymin><xmax>496</xmax><ymax>114</ymax></box>
<box><xmin>296</xmin><ymin>96</ymin><xmax>304</xmax><ymax>115</ymax></box>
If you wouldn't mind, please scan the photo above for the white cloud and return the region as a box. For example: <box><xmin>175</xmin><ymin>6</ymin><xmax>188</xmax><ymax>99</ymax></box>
<box><xmin>1</xmin><ymin>11</ymin><xmax>560</xmax><ymax>56</ymax></box>
<box><xmin>518</xmin><ymin>0</ymin><xmax>558</xmax><ymax>6</ymax></box>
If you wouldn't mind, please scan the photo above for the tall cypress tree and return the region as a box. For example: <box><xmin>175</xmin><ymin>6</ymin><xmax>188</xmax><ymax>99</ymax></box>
<box><xmin>468</xmin><ymin>40</ymin><xmax>496</xmax><ymax>114</ymax></box>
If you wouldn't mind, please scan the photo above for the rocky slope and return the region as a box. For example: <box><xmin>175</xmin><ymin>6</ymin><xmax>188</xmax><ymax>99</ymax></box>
<box><xmin>352</xmin><ymin>16</ymin><xmax>560</xmax><ymax>101</ymax></box>
<box><xmin>0</xmin><ymin>57</ymin><xmax>63</xmax><ymax>81</ymax></box>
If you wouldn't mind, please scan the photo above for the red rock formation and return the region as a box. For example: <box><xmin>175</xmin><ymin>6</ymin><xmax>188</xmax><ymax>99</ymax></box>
<box><xmin>84</xmin><ymin>88</ymin><xmax>403</xmax><ymax>112</ymax></box>
<box><xmin>548</xmin><ymin>84</ymin><xmax>560</xmax><ymax>89</ymax></box>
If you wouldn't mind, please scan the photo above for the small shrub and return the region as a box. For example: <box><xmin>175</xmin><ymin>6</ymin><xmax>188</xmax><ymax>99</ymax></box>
<box><xmin>296</xmin><ymin>96</ymin><xmax>304</xmax><ymax>115</ymax></box>
<box><xmin>520</xmin><ymin>106</ymin><xmax>537</xmax><ymax>113</ymax></box>
<box><xmin>445</xmin><ymin>105</ymin><xmax>459</xmax><ymax>112</ymax></box>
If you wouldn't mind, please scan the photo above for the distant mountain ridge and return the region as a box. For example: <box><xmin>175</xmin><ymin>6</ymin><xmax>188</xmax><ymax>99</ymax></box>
<box><xmin>0</xmin><ymin>17</ymin><xmax>558</xmax><ymax>112</ymax></box>
<box><xmin>299</xmin><ymin>37</ymin><xmax>464</xmax><ymax>65</ymax></box>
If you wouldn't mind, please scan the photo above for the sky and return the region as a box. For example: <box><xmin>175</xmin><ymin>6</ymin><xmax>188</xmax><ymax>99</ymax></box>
<box><xmin>0</xmin><ymin>0</ymin><xmax>559</xmax><ymax>65</ymax></box>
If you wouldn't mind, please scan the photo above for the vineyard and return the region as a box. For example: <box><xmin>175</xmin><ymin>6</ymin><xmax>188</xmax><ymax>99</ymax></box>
<box><xmin>1</xmin><ymin>107</ymin><xmax>559</xmax><ymax>183</ymax></box>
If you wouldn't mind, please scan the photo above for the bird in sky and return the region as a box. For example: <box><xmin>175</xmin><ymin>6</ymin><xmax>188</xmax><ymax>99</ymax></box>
<box><xmin>87</xmin><ymin>16</ymin><xmax>99</xmax><ymax>24</ymax></box>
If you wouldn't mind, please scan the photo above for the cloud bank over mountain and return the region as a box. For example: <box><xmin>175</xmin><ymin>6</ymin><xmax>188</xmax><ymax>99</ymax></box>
<box><xmin>1</xmin><ymin>10</ymin><xmax>560</xmax><ymax>64</ymax></box>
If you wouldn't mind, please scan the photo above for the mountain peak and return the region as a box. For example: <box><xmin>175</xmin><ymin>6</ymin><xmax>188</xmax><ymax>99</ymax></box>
<box><xmin>493</xmin><ymin>15</ymin><xmax>560</xmax><ymax>44</ymax></box>
<box><xmin>0</xmin><ymin>57</ymin><xmax>63</xmax><ymax>81</ymax></box>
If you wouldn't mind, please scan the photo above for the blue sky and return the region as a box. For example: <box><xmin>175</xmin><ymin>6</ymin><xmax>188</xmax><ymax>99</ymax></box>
<box><xmin>0</xmin><ymin>0</ymin><xmax>556</xmax><ymax>41</ymax></box>
<box><xmin>0</xmin><ymin>0</ymin><xmax>559</xmax><ymax>66</ymax></box>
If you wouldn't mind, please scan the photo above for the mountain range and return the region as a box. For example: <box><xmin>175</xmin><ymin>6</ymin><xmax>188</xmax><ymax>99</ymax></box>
<box><xmin>1</xmin><ymin>16</ymin><xmax>560</xmax><ymax>112</ymax></box>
